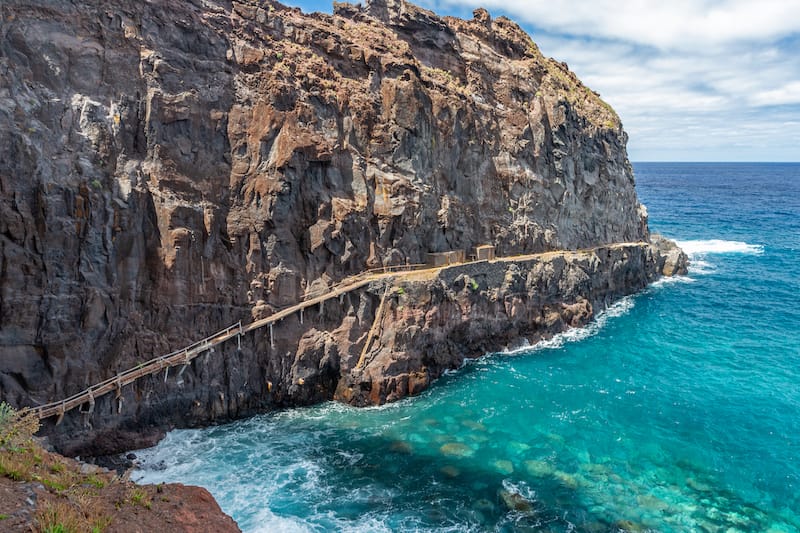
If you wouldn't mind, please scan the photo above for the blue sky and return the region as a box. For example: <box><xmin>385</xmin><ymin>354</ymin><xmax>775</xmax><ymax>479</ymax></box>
<box><xmin>281</xmin><ymin>1</ymin><xmax>800</xmax><ymax>162</ymax></box>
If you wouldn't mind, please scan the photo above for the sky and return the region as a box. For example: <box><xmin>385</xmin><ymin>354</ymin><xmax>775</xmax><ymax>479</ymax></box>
<box><xmin>282</xmin><ymin>1</ymin><xmax>800</xmax><ymax>162</ymax></box>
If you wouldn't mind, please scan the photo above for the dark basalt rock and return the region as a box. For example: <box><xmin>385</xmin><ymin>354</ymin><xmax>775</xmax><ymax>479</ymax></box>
<box><xmin>0</xmin><ymin>0</ymin><xmax>686</xmax><ymax>457</ymax></box>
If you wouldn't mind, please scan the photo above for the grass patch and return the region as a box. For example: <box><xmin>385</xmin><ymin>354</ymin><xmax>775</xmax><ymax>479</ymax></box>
<box><xmin>36</xmin><ymin>498</ymin><xmax>110</xmax><ymax>533</ymax></box>
<box><xmin>130</xmin><ymin>488</ymin><xmax>152</xmax><ymax>510</ymax></box>
<box><xmin>540</xmin><ymin>58</ymin><xmax>620</xmax><ymax>128</ymax></box>
<box><xmin>0</xmin><ymin>402</ymin><xmax>39</xmax><ymax>448</ymax></box>
<box><xmin>1</xmin><ymin>403</ymin><xmax>114</xmax><ymax>532</ymax></box>
<box><xmin>85</xmin><ymin>475</ymin><xmax>105</xmax><ymax>489</ymax></box>
<box><xmin>42</xmin><ymin>478</ymin><xmax>67</xmax><ymax>492</ymax></box>
<box><xmin>38</xmin><ymin>500</ymin><xmax>83</xmax><ymax>533</ymax></box>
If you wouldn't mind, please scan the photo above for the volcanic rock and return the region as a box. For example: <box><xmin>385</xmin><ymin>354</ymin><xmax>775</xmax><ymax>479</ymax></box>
<box><xmin>0</xmin><ymin>0</ymin><xmax>686</xmax><ymax>456</ymax></box>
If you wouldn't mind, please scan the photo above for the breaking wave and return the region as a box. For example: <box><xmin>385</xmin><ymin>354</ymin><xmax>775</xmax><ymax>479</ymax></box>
<box><xmin>503</xmin><ymin>296</ymin><xmax>635</xmax><ymax>356</ymax></box>
<box><xmin>676</xmin><ymin>239</ymin><xmax>764</xmax><ymax>256</ymax></box>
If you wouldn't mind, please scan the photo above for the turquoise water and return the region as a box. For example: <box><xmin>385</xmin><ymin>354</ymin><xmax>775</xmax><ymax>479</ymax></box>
<box><xmin>134</xmin><ymin>163</ymin><xmax>800</xmax><ymax>532</ymax></box>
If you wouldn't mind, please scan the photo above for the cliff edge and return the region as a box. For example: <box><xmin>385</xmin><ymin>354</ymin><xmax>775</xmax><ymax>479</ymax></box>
<box><xmin>0</xmin><ymin>0</ymin><xmax>686</xmax><ymax>457</ymax></box>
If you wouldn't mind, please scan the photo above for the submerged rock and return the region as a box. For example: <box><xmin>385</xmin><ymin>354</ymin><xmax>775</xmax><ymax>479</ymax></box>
<box><xmin>552</xmin><ymin>470</ymin><xmax>581</xmax><ymax>490</ymax></box>
<box><xmin>614</xmin><ymin>519</ymin><xmax>648</xmax><ymax>532</ymax></box>
<box><xmin>492</xmin><ymin>460</ymin><xmax>515</xmax><ymax>475</ymax></box>
<box><xmin>498</xmin><ymin>489</ymin><xmax>534</xmax><ymax>513</ymax></box>
<box><xmin>461</xmin><ymin>420</ymin><xmax>487</xmax><ymax>431</ymax></box>
<box><xmin>440</xmin><ymin>442</ymin><xmax>475</xmax><ymax>457</ymax></box>
<box><xmin>0</xmin><ymin>0</ymin><xmax>687</xmax><ymax>458</ymax></box>
<box><xmin>389</xmin><ymin>440</ymin><xmax>412</xmax><ymax>454</ymax></box>
<box><xmin>507</xmin><ymin>441</ymin><xmax>531</xmax><ymax>454</ymax></box>
<box><xmin>686</xmin><ymin>477</ymin><xmax>713</xmax><ymax>493</ymax></box>
<box><xmin>473</xmin><ymin>498</ymin><xmax>495</xmax><ymax>512</ymax></box>
<box><xmin>524</xmin><ymin>460</ymin><xmax>554</xmax><ymax>477</ymax></box>
<box><xmin>440</xmin><ymin>465</ymin><xmax>461</xmax><ymax>478</ymax></box>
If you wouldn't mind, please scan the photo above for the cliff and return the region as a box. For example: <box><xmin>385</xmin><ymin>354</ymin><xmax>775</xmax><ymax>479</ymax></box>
<box><xmin>0</xmin><ymin>0</ymin><xmax>685</xmax><ymax>457</ymax></box>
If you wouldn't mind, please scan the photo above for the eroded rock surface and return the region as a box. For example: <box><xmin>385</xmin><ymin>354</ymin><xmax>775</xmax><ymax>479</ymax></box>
<box><xmin>335</xmin><ymin>243</ymin><xmax>668</xmax><ymax>406</ymax></box>
<box><xmin>0</xmin><ymin>0</ymin><xmax>684</xmax><ymax>456</ymax></box>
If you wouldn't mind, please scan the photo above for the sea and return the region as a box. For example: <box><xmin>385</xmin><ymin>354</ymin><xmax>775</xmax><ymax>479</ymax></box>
<box><xmin>133</xmin><ymin>162</ymin><xmax>800</xmax><ymax>532</ymax></box>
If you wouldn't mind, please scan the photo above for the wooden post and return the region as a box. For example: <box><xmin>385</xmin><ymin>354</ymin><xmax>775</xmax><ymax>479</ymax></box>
<box><xmin>56</xmin><ymin>402</ymin><xmax>65</xmax><ymax>426</ymax></box>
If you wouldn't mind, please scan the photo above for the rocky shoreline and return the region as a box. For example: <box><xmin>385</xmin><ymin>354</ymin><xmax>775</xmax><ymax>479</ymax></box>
<box><xmin>334</xmin><ymin>241</ymin><xmax>686</xmax><ymax>406</ymax></box>
<box><xmin>0</xmin><ymin>0</ymin><xmax>692</xmax><ymax>528</ymax></box>
<box><xmin>33</xmin><ymin>240</ymin><xmax>684</xmax><ymax>459</ymax></box>
<box><xmin>0</xmin><ymin>442</ymin><xmax>240</xmax><ymax>532</ymax></box>
<box><xmin>1</xmin><ymin>0</ymin><xmax>688</xmax><ymax>508</ymax></box>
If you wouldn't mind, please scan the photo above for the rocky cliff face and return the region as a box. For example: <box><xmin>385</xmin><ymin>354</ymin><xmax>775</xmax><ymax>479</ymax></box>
<box><xmin>334</xmin><ymin>243</ymin><xmax>673</xmax><ymax>407</ymax></box>
<box><xmin>0</xmin><ymin>0</ymin><xmax>681</xmax><ymax>456</ymax></box>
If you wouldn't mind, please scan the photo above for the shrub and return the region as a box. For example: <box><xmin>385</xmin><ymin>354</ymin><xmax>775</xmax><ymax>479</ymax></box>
<box><xmin>0</xmin><ymin>402</ymin><xmax>40</xmax><ymax>449</ymax></box>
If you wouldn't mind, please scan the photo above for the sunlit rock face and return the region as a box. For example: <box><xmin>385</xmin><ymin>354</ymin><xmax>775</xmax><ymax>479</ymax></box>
<box><xmin>0</xmin><ymin>0</ymin><xmax>671</xmax><ymax>456</ymax></box>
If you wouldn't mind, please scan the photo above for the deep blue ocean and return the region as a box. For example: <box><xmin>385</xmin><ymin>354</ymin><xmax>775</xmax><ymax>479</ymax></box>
<box><xmin>134</xmin><ymin>163</ymin><xmax>800</xmax><ymax>532</ymax></box>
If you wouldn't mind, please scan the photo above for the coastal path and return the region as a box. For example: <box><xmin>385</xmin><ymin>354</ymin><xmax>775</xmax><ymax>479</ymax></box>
<box><xmin>25</xmin><ymin>241</ymin><xmax>649</xmax><ymax>422</ymax></box>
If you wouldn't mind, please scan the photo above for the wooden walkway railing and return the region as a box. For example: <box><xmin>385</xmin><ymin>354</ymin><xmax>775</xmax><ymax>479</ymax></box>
<box><xmin>28</xmin><ymin>270</ymin><xmax>404</xmax><ymax>422</ymax></box>
<box><xmin>31</xmin><ymin>322</ymin><xmax>245</xmax><ymax>423</ymax></box>
<box><xmin>26</xmin><ymin>242</ymin><xmax>650</xmax><ymax>422</ymax></box>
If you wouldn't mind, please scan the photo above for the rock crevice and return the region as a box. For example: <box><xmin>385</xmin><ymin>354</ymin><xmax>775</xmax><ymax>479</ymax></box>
<box><xmin>0</xmin><ymin>0</ymin><xmax>685</xmax><ymax>456</ymax></box>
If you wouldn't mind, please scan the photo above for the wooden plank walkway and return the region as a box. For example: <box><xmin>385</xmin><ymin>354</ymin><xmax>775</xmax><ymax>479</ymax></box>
<box><xmin>26</xmin><ymin>242</ymin><xmax>650</xmax><ymax>421</ymax></box>
<box><xmin>29</xmin><ymin>268</ymin><xmax>411</xmax><ymax>421</ymax></box>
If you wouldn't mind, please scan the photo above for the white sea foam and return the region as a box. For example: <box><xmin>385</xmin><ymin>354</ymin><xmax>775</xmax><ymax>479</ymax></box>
<box><xmin>501</xmin><ymin>296</ymin><xmax>635</xmax><ymax>356</ymax></box>
<box><xmin>688</xmin><ymin>259</ymin><xmax>716</xmax><ymax>275</ymax></box>
<box><xmin>676</xmin><ymin>239</ymin><xmax>764</xmax><ymax>256</ymax></box>
<box><xmin>670</xmin><ymin>239</ymin><xmax>763</xmax><ymax>275</ymax></box>
<box><xmin>650</xmin><ymin>275</ymin><xmax>695</xmax><ymax>288</ymax></box>
<box><xmin>250</xmin><ymin>512</ymin><xmax>312</xmax><ymax>533</ymax></box>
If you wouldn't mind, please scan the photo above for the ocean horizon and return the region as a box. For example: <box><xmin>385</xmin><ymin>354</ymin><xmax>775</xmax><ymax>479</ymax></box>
<box><xmin>134</xmin><ymin>162</ymin><xmax>800</xmax><ymax>532</ymax></box>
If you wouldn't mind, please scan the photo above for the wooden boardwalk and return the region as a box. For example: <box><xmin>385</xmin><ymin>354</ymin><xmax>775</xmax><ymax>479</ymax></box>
<box><xmin>26</xmin><ymin>242</ymin><xmax>649</xmax><ymax>421</ymax></box>
<box><xmin>28</xmin><ymin>265</ymin><xmax>421</xmax><ymax>421</ymax></box>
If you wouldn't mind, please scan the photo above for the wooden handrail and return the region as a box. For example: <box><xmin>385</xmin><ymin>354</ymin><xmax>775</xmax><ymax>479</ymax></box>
<box><xmin>30</xmin><ymin>321</ymin><xmax>243</xmax><ymax>419</ymax></box>
<box><xmin>26</xmin><ymin>242</ymin><xmax>650</xmax><ymax>420</ymax></box>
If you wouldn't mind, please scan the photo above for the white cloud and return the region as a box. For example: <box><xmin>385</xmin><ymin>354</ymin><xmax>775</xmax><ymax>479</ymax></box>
<box><xmin>749</xmin><ymin>81</ymin><xmax>800</xmax><ymax>106</ymax></box>
<box><xmin>436</xmin><ymin>0</ymin><xmax>800</xmax><ymax>50</ymax></box>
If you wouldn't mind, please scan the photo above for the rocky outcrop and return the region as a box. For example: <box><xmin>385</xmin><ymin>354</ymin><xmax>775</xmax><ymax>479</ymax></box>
<box><xmin>335</xmin><ymin>243</ymin><xmax>670</xmax><ymax>406</ymax></box>
<box><xmin>0</xmin><ymin>0</ymin><xmax>684</xmax><ymax>456</ymax></box>
<box><xmin>0</xmin><ymin>442</ymin><xmax>240</xmax><ymax>532</ymax></box>
<box><xmin>650</xmin><ymin>234</ymin><xmax>689</xmax><ymax>277</ymax></box>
